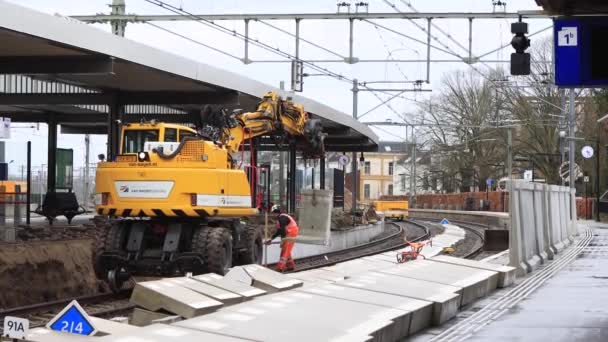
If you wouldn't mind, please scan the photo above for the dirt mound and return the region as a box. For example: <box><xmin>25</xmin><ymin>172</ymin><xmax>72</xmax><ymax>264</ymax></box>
<box><xmin>0</xmin><ymin>239</ymin><xmax>99</xmax><ymax>308</ymax></box>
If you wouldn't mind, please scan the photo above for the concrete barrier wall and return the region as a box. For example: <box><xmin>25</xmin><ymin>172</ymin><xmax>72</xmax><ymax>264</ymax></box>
<box><xmin>409</xmin><ymin>209</ymin><xmax>510</xmax><ymax>228</ymax></box>
<box><xmin>510</xmin><ymin>181</ymin><xmax>577</xmax><ymax>276</ymax></box>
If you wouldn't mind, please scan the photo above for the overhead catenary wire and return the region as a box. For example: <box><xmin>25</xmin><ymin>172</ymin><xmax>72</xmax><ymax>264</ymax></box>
<box><xmin>143</xmin><ymin>0</ymin><xmax>426</xmax><ymax>115</ymax></box>
<box><xmin>257</xmin><ymin>20</ymin><xmax>346</xmax><ymax>59</ymax></box>
<box><xmin>146</xmin><ymin>22</ymin><xmax>243</xmax><ymax>61</ymax></box>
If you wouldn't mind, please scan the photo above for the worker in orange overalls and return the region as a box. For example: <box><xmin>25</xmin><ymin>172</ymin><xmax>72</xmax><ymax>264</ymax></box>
<box><xmin>265</xmin><ymin>205</ymin><xmax>299</xmax><ymax>272</ymax></box>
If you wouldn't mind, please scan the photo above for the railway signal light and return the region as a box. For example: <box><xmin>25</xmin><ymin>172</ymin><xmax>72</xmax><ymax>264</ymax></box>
<box><xmin>511</xmin><ymin>21</ymin><xmax>531</xmax><ymax>76</ymax></box>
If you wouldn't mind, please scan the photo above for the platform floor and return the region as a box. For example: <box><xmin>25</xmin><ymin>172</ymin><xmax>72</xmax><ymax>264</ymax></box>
<box><xmin>453</xmin><ymin>222</ymin><xmax>608</xmax><ymax>342</ymax></box>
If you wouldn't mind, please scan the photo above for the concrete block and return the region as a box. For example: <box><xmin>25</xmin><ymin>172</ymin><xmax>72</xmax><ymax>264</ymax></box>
<box><xmin>340</xmin><ymin>271</ymin><xmax>461</xmax><ymax>325</ymax></box>
<box><xmin>130</xmin><ymin>280</ymin><xmax>223</xmax><ymax>318</ymax></box>
<box><xmin>379</xmin><ymin>260</ymin><xmax>498</xmax><ymax>306</ymax></box>
<box><xmin>297</xmin><ymin>189</ymin><xmax>333</xmax><ymax>245</ymax></box>
<box><xmin>288</xmin><ymin>268</ymin><xmax>346</xmax><ymax>283</ymax></box>
<box><xmin>300</xmin><ymin>283</ymin><xmax>433</xmax><ymax>337</ymax></box>
<box><xmin>97</xmin><ymin>324</ymin><xmax>247</xmax><ymax>342</ymax></box>
<box><xmin>167</xmin><ymin>277</ymin><xmax>243</xmax><ymax>304</ymax></box>
<box><xmin>225</xmin><ymin>264</ymin><xmax>303</xmax><ymax>292</ymax></box>
<box><xmin>192</xmin><ymin>273</ymin><xmax>266</xmax><ymax>299</ymax></box>
<box><xmin>430</xmin><ymin>255</ymin><xmax>516</xmax><ymax>288</ymax></box>
<box><xmin>175</xmin><ymin>291</ymin><xmax>399</xmax><ymax>342</ymax></box>
<box><xmin>89</xmin><ymin>317</ymin><xmax>141</xmax><ymax>335</ymax></box>
<box><xmin>131</xmin><ymin>308</ymin><xmax>180</xmax><ymax>327</ymax></box>
<box><xmin>322</xmin><ymin>258</ymin><xmax>394</xmax><ymax>278</ymax></box>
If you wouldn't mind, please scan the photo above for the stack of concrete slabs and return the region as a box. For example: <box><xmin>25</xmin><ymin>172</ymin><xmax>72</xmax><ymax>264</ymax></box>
<box><xmin>174</xmin><ymin>291</ymin><xmax>406</xmax><ymax>342</ymax></box>
<box><xmin>298</xmin><ymin>283</ymin><xmax>434</xmax><ymax>338</ymax></box>
<box><xmin>378</xmin><ymin>260</ymin><xmax>499</xmax><ymax>305</ymax></box>
<box><xmin>97</xmin><ymin>324</ymin><xmax>248</xmax><ymax>342</ymax></box>
<box><xmin>130</xmin><ymin>279</ymin><xmax>223</xmax><ymax>318</ymax></box>
<box><xmin>339</xmin><ymin>271</ymin><xmax>461</xmax><ymax>325</ymax></box>
<box><xmin>167</xmin><ymin>277</ymin><xmax>243</xmax><ymax>304</ymax></box>
<box><xmin>192</xmin><ymin>273</ymin><xmax>266</xmax><ymax>298</ymax></box>
<box><xmin>430</xmin><ymin>255</ymin><xmax>516</xmax><ymax>287</ymax></box>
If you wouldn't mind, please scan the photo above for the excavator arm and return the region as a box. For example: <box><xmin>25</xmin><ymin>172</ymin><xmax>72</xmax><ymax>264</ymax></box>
<box><xmin>206</xmin><ymin>91</ymin><xmax>324</xmax><ymax>157</ymax></box>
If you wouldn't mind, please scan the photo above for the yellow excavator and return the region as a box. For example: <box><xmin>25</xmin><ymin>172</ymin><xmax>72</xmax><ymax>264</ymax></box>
<box><xmin>93</xmin><ymin>91</ymin><xmax>325</xmax><ymax>290</ymax></box>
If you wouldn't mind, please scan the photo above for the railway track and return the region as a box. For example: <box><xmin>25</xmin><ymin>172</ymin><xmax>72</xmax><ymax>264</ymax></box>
<box><xmin>273</xmin><ymin>220</ymin><xmax>432</xmax><ymax>273</ymax></box>
<box><xmin>0</xmin><ymin>290</ymin><xmax>134</xmax><ymax>332</ymax></box>
<box><xmin>410</xmin><ymin>217</ymin><xmax>487</xmax><ymax>259</ymax></box>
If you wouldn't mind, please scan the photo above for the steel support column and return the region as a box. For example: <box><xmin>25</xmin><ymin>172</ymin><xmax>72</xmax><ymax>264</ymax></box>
<box><xmin>568</xmin><ymin>89</ymin><xmax>576</xmax><ymax>189</ymax></box>
<box><xmin>320</xmin><ymin>157</ymin><xmax>326</xmax><ymax>190</ymax></box>
<box><xmin>288</xmin><ymin>142</ymin><xmax>297</xmax><ymax>214</ymax></box>
<box><xmin>352</xmin><ymin>78</ymin><xmax>359</xmax><ymax>216</ymax></box>
<box><xmin>108</xmin><ymin>94</ymin><xmax>123</xmax><ymax>160</ymax></box>
<box><xmin>47</xmin><ymin>114</ymin><xmax>57</xmax><ymax>193</ymax></box>
<box><xmin>279</xmin><ymin>151</ymin><xmax>286</xmax><ymax>208</ymax></box>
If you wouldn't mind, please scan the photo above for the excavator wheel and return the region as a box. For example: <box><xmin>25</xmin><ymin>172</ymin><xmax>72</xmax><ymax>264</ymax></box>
<box><xmin>205</xmin><ymin>227</ymin><xmax>234</xmax><ymax>275</ymax></box>
<box><xmin>93</xmin><ymin>219</ymin><xmax>126</xmax><ymax>280</ymax></box>
<box><xmin>238</xmin><ymin>226</ymin><xmax>264</xmax><ymax>265</ymax></box>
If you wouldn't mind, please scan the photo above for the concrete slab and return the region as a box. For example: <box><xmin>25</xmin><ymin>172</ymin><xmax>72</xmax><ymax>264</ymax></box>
<box><xmin>225</xmin><ymin>264</ymin><xmax>303</xmax><ymax>292</ymax></box>
<box><xmin>89</xmin><ymin>317</ymin><xmax>141</xmax><ymax>335</ymax></box>
<box><xmin>378</xmin><ymin>260</ymin><xmax>498</xmax><ymax>306</ymax></box>
<box><xmin>192</xmin><ymin>273</ymin><xmax>266</xmax><ymax>298</ymax></box>
<box><xmin>322</xmin><ymin>258</ymin><xmax>394</xmax><ymax>278</ymax></box>
<box><xmin>130</xmin><ymin>307</ymin><xmax>182</xmax><ymax>327</ymax></box>
<box><xmin>167</xmin><ymin>277</ymin><xmax>243</xmax><ymax>304</ymax></box>
<box><xmin>430</xmin><ymin>255</ymin><xmax>516</xmax><ymax>287</ymax></box>
<box><xmin>175</xmin><ymin>291</ymin><xmax>402</xmax><ymax>342</ymax></box>
<box><xmin>97</xmin><ymin>324</ymin><xmax>248</xmax><ymax>342</ymax></box>
<box><xmin>287</xmin><ymin>268</ymin><xmax>346</xmax><ymax>283</ymax></box>
<box><xmin>299</xmin><ymin>283</ymin><xmax>434</xmax><ymax>337</ymax></box>
<box><xmin>130</xmin><ymin>280</ymin><xmax>223</xmax><ymax>318</ymax></box>
<box><xmin>24</xmin><ymin>328</ymin><xmax>97</xmax><ymax>342</ymax></box>
<box><xmin>339</xmin><ymin>271</ymin><xmax>461</xmax><ymax>325</ymax></box>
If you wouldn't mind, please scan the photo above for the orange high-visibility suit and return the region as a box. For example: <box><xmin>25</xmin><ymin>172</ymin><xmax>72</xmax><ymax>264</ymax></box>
<box><xmin>271</xmin><ymin>213</ymin><xmax>299</xmax><ymax>272</ymax></box>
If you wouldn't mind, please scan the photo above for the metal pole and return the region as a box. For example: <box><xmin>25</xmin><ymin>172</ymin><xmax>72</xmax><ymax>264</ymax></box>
<box><xmin>568</xmin><ymin>89</ymin><xmax>576</xmax><ymax>189</ymax></box>
<box><xmin>559</xmin><ymin>89</ymin><xmax>566</xmax><ymax>185</ymax></box>
<box><xmin>426</xmin><ymin>18</ymin><xmax>432</xmax><ymax>83</ymax></box>
<box><xmin>295</xmin><ymin>19</ymin><xmax>300</xmax><ymax>60</ymax></box>
<box><xmin>26</xmin><ymin>141</ymin><xmax>31</xmax><ymax>225</ymax></box>
<box><xmin>110</xmin><ymin>0</ymin><xmax>126</xmax><ymax>37</ymax></box>
<box><xmin>412</xmin><ymin>134</ymin><xmax>417</xmax><ymax>202</ymax></box>
<box><xmin>244</xmin><ymin>19</ymin><xmax>250</xmax><ymax>64</ymax></box>
<box><xmin>320</xmin><ymin>157</ymin><xmax>326</xmax><ymax>190</ymax></box>
<box><xmin>84</xmin><ymin>134</ymin><xmax>90</xmax><ymax>210</ymax></box>
<box><xmin>507</xmin><ymin>128</ymin><xmax>513</xmax><ymax>211</ymax></box>
<box><xmin>468</xmin><ymin>18</ymin><xmax>473</xmax><ymax>63</ymax></box>
<box><xmin>47</xmin><ymin>114</ymin><xmax>57</xmax><ymax>193</ymax></box>
<box><xmin>348</xmin><ymin>18</ymin><xmax>355</xmax><ymax>63</ymax></box>
<box><xmin>352</xmin><ymin>79</ymin><xmax>359</xmax><ymax>217</ymax></box>
<box><xmin>596</xmin><ymin>135</ymin><xmax>601</xmax><ymax>222</ymax></box>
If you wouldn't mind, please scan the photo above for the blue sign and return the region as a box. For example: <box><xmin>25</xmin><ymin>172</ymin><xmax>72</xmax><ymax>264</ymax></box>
<box><xmin>555</xmin><ymin>17</ymin><xmax>608</xmax><ymax>88</ymax></box>
<box><xmin>46</xmin><ymin>300</ymin><xmax>97</xmax><ymax>336</ymax></box>
<box><xmin>440</xmin><ymin>218</ymin><xmax>450</xmax><ymax>225</ymax></box>
<box><xmin>486</xmin><ymin>178</ymin><xmax>494</xmax><ymax>186</ymax></box>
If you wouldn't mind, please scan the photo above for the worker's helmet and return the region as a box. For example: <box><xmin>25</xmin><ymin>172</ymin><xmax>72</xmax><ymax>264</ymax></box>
<box><xmin>271</xmin><ymin>204</ymin><xmax>281</xmax><ymax>214</ymax></box>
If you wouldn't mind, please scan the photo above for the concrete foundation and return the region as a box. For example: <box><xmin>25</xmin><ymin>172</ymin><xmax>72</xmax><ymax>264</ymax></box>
<box><xmin>410</xmin><ymin>209</ymin><xmax>510</xmax><ymax>229</ymax></box>
<box><xmin>98</xmin><ymin>324</ymin><xmax>247</xmax><ymax>342</ymax></box>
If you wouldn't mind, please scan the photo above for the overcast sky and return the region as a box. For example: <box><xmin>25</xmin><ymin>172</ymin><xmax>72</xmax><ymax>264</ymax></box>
<box><xmin>3</xmin><ymin>0</ymin><xmax>552</xmax><ymax>173</ymax></box>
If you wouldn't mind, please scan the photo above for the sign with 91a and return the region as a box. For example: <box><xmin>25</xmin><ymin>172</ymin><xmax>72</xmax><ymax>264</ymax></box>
<box><xmin>3</xmin><ymin>316</ymin><xmax>29</xmax><ymax>339</ymax></box>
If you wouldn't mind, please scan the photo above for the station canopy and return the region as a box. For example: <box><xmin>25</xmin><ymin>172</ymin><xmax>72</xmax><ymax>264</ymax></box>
<box><xmin>0</xmin><ymin>1</ymin><xmax>378</xmax><ymax>152</ymax></box>
<box><xmin>535</xmin><ymin>0</ymin><xmax>608</xmax><ymax>14</ymax></box>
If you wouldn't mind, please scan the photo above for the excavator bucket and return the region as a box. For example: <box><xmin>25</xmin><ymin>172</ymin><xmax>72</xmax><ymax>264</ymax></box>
<box><xmin>302</xmin><ymin>119</ymin><xmax>326</xmax><ymax>158</ymax></box>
